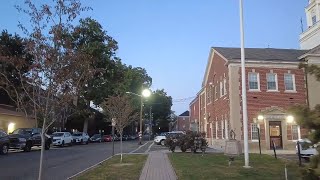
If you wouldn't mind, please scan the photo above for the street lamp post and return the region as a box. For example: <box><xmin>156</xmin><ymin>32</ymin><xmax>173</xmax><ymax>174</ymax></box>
<box><xmin>126</xmin><ymin>89</ymin><xmax>151</xmax><ymax>145</ymax></box>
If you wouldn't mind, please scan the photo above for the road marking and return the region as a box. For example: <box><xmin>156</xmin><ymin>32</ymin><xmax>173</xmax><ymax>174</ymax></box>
<box><xmin>145</xmin><ymin>142</ymin><xmax>154</xmax><ymax>153</ymax></box>
<box><xmin>129</xmin><ymin>141</ymin><xmax>150</xmax><ymax>153</ymax></box>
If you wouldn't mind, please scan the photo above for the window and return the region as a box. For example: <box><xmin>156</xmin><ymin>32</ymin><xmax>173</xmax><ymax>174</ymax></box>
<box><xmin>248</xmin><ymin>73</ymin><xmax>260</xmax><ymax>90</ymax></box>
<box><xmin>221</xmin><ymin>120</ymin><xmax>224</xmax><ymax>139</ymax></box>
<box><xmin>206</xmin><ymin>88</ymin><xmax>210</xmax><ymax>104</ymax></box>
<box><xmin>292</xmin><ymin>125</ymin><xmax>299</xmax><ymax>140</ymax></box>
<box><xmin>215</xmin><ymin>120</ymin><xmax>218</xmax><ymax>139</ymax></box>
<box><xmin>267</xmin><ymin>73</ymin><xmax>277</xmax><ymax>90</ymax></box>
<box><xmin>251</xmin><ymin>123</ymin><xmax>259</xmax><ymax>140</ymax></box>
<box><xmin>223</xmin><ymin>78</ymin><xmax>227</xmax><ymax>95</ymax></box>
<box><xmin>215</xmin><ymin>85</ymin><xmax>218</xmax><ymax>100</ymax></box>
<box><xmin>220</xmin><ymin>81</ymin><xmax>223</xmax><ymax>97</ymax></box>
<box><xmin>284</xmin><ymin>74</ymin><xmax>295</xmax><ymax>91</ymax></box>
<box><xmin>312</xmin><ymin>15</ymin><xmax>317</xmax><ymax>25</ymax></box>
<box><xmin>224</xmin><ymin>119</ymin><xmax>228</xmax><ymax>139</ymax></box>
<box><xmin>211</xmin><ymin>85</ymin><xmax>215</xmax><ymax>101</ymax></box>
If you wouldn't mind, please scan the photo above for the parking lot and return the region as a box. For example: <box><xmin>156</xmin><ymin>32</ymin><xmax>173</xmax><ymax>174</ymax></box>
<box><xmin>0</xmin><ymin>140</ymin><xmax>144</xmax><ymax>180</ymax></box>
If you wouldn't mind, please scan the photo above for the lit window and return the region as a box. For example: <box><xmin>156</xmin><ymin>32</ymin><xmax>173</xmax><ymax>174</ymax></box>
<box><xmin>251</xmin><ymin>123</ymin><xmax>259</xmax><ymax>140</ymax></box>
<box><xmin>267</xmin><ymin>73</ymin><xmax>277</xmax><ymax>90</ymax></box>
<box><xmin>292</xmin><ymin>125</ymin><xmax>299</xmax><ymax>140</ymax></box>
<box><xmin>248</xmin><ymin>73</ymin><xmax>260</xmax><ymax>90</ymax></box>
<box><xmin>284</xmin><ymin>74</ymin><xmax>295</xmax><ymax>91</ymax></box>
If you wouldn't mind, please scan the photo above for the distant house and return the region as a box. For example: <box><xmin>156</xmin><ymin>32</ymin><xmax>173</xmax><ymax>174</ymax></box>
<box><xmin>0</xmin><ymin>91</ymin><xmax>36</xmax><ymax>133</ymax></box>
<box><xmin>175</xmin><ymin>111</ymin><xmax>190</xmax><ymax>131</ymax></box>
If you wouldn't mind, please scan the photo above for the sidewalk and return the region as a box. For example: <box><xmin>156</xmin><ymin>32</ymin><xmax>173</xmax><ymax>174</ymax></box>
<box><xmin>139</xmin><ymin>151</ymin><xmax>177</xmax><ymax>180</ymax></box>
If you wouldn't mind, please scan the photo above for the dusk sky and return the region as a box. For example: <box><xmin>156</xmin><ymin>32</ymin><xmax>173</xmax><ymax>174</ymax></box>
<box><xmin>0</xmin><ymin>0</ymin><xmax>308</xmax><ymax>115</ymax></box>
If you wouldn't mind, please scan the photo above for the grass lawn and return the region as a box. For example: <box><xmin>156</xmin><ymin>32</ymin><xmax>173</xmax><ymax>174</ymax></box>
<box><xmin>169</xmin><ymin>153</ymin><xmax>304</xmax><ymax>180</ymax></box>
<box><xmin>75</xmin><ymin>154</ymin><xmax>147</xmax><ymax>180</ymax></box>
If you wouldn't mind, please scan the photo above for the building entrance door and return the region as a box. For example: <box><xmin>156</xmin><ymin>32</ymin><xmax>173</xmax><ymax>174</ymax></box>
<box><xmin>269</xmin><ymin>121</ymin><xmax>283</xmax><ymax>149</ymax></box>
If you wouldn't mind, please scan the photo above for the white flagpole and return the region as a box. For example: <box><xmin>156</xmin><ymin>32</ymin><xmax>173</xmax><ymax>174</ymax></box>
<box><xmin>239</xmin><ymin>0</ymin><xmax>250</xmax><ymax>168</ymax></box>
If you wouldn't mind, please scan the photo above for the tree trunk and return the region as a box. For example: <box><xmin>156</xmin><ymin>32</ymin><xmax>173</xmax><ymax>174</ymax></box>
<box><xmin>38</xmin><ymin>117</ymin><xmax>47</xmax><ymax>180</ymax></box>
<box><xmin>83</xmin><ymin>118</ymin><xmax>88</xmax><ymax>133</ymax></box>
<box><xmin>120</xmin><ymin>133</ymin><xmax>123</xmax><ymax>163</ymax></box>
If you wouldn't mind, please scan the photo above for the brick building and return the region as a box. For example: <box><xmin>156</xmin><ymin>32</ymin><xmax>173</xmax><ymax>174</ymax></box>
<box><xmin>175</xmin><ymin>111</ymin><xmax>190</xmax><ymax>131</ymax></box>
<box><xmin>190</xmin><ymin>0</ymin><xmax>320</xmax><ymax>151</ymax></box>
<box><xmin>190</xmin><ymin>47</ymin><xmax>320</xmax><ymax>150</ymax></box>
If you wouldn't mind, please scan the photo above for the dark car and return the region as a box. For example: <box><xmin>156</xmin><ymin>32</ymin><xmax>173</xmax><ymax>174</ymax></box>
<box><xmin>7</xmin><ymin>128</ymin><xmax>52</xmax><ymax>152</ymax></box>
<box><xmin>90</xmin><ymin>134</ymin><xmax>102</xmax><ymax>143</ymax></box>
<box><xmin>0</xmin><ymin>129</ymin><xmax>9</xmax><ymax>155</ymax></box>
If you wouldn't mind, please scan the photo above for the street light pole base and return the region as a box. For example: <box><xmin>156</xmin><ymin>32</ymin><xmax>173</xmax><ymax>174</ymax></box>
<box><xmin>243</xmin><ymin>166</ymin><xmax>251</xmax><ymax>168</ymax></box>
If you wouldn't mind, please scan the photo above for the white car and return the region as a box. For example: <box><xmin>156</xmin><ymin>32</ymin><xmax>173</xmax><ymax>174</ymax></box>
<box><xmin>296</xmin><ymin>139</ymin><xmax>319</xmax><ymax>159</ymax></box>
<box><xmin>52</xmin><ymin>132</ymin><xmax>73</xmax><ymax>147</ymax></box>
<box><xmin>154</xmin><ymin>131</ymin><xmax>185</xmax><ymax>146</ymax></box>
<box><xmin>72</xmin><ymin>132</ymin><xmax>90</xmax><ymax>144</ymax></box>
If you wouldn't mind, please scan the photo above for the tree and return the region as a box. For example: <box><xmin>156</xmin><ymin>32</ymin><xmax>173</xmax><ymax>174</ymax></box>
<box><xmin>0</xmin><ymin>30</ymin><xmax>34</xmax><ymax>118</ymax></box>
<box><xmin>70</xmin><ymin>17</ymin><xmax>121</xmax><ymax>133</ymax></box>
<box><xmin>0</xmin><ymin>1</ymin><xmax>94</xmax><ymax>179</ymax></box>
<box><xmin>144</xmin><ymin>89</ymin><xmax>173</xmax><ymax>133</ymax></box>
<box><xmin>101</xmin><ymin>95</ymin><xmax>138</xmax><ymax>163</ymax></box>
<box><xmin>289</xmin><ymin>63</ymin><xmax>320</xmax><ymax>168</ymax></box>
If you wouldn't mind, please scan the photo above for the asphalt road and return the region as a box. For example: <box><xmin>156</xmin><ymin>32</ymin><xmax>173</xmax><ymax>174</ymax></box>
<box><xmin>0</xmin><ymin>140</ymin><xmax>146</xmax><ymax>180</ymax></box>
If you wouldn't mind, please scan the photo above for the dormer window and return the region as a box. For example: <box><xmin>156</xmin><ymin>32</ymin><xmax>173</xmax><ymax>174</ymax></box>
<box><xmin>312</xmin><ymin>15</ymin><xmax>317</xmax><ymax>25</ymax></box>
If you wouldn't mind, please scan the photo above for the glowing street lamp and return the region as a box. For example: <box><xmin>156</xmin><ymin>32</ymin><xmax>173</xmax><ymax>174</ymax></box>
<box><xmin>126</xmin><ymin>88</ymin><xmax>151</xmax><ymax>145</ymax></box>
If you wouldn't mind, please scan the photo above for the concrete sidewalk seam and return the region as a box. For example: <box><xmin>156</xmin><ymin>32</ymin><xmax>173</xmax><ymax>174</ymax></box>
<box><xmin>129</xmin><ymin>141</ymin><xmax>150</xmax><ymax>153</ymax></box>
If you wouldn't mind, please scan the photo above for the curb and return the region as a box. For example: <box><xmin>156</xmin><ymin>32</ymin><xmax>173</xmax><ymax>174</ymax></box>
<box><xmin>67</xmin><ymin>142</ymin><xmax>150</xmax><ymax>179</ymax></box>
<box><xmin>67</xmin><ymin>154</ymin><xmax>118</xmax><ymax>179</ymax></box>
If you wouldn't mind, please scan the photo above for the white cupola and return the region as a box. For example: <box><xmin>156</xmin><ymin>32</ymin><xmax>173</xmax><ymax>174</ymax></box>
<box><xmin>300</xmin><ymin>0</ymin><xmax>320</xmax><ymax>50</ymax></box>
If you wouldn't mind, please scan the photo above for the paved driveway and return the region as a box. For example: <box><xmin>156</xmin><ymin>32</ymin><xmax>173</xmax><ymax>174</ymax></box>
<box><xmin>0</xmin><ymin>140</ymin><xmax>142</xmax><ymax>180</ymax></box>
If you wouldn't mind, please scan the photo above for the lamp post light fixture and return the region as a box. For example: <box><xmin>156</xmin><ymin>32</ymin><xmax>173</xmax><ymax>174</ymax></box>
<box><xmin>286</xmin><ymin>115</ymin><xmax>294</xmax><ymax>124</ymax></box>
<box><xmin>126</xmin><ymin>88</ymin><xmax>151</xmax><ymax>145</ymax></box>
<box><xmin>257</xmin><ymin>115</ymin><xmax>264</xmax><ymax>121</ymax></box>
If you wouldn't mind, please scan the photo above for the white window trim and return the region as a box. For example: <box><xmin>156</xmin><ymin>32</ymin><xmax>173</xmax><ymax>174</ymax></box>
<box><xmin>248</xmin><ymin>72</ymin><xmax>260</xmax><ymax>91</ymax></box>
<box><xmin>215</xmin><ymin>120</ymin><xmax>218</xmax><ymax>139</ymax></box>
<box><xmin>266</xmin><ymin>73</ymin><xmax>279</xmax><ymax>92</ymax></box>
<box><xmin>214</xmin><ymin>86</ymin><xmax>218</xmax><ymax>101</ymax></box>
<box><xmin>290</xmin><ymin>124</ymin><xmax>301</xmax><ymax>142</ymax></box>
<box><xmin>223</xmin><ymin>78</ymin><xmax>227</xmax><ymax>96</ymax></box>
<box><xmin>224</xmin><ymin>119</ymin><xmax>228</xmax><ymax>139</ymax></box>
<box><xmin>251</xmin><ymin>123</ymin><xmax>259</xmax><ymax>142</ymax></box>
<box><xmin>221</xmin><ymin>119</ymin><xmax>224</xmax><ymax>139</ymax></box>
<box><xmin>284</xmin><ymin>74</ymin><xmax>297</xmax><ymax>92</ymax></box>
<box><xmin>220</xmin><ymin>81</ymin><xmax>223</xmax><ymax>97</ymax></box>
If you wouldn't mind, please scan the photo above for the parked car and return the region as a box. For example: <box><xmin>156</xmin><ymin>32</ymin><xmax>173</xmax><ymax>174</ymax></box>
<box><xmin>7</xmin><ymin>128</ymin><xmax>52</xmax><ymax>152</ymax></box>
<box><xmin>154</xmin><ymin>131</ymin><xmax>185</xmax><ymax>146</ymax></box>
<box><xmin>112</xmin><ymin>134</ymin><xmax>120</xmax><ymax>141</ymax></box>
<box><xmin>90</xmin><ymin>134</ymin><xmax>102</xmax><ymax>143</ymax></box>
<box><xmin>296</xmin><ymin>139</ymin><xmax>319</xmax><ymax>159</ymax></box>
<box><xmin>122</xmin><ymin>135</ymin><xmax>129</xmax><ymax>141</ymax></box>
<box><xmin>154</xmin><ymin>132</ymin><xmax>168</xmax><ymax>146</ymax></box>
<box><xmin>72</xmin><ymin>132</ymin><xmax>89</xmax><ymax>144</ymax></box>
<box><xmin>52</xmin><ymin>132</ymin><xmax>73</xmax><ymax>147</ymax></box>
<box><xmin>129</xmin><ymin>134</ymin><xmax>137</xmax><ymax>140</ymax></box>
<box><xmin>103</xmin><ymin>135</ymin><xmax>112</xmax><ymax>142</ymax></box>
<box><xmin>0</xmin><ymin>129</ymin><xmax>9</xmax><ymax>155</ymax></box>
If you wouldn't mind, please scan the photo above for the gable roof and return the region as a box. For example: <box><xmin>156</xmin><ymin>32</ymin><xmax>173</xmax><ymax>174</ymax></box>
<box><xmin>213</xmin><ymin>47</ymin><xmax>307</xmax><ymax>62</ymax></box>
<box><xmin>179</xmin><ymin>110</ymin><xmax>189</xmax><ymax>117</ymax></box>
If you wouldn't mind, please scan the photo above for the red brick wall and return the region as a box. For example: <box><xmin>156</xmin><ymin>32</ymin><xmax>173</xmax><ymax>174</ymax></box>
<box><xmin>239</xmin><ymin>67</ymin><xmax>307</xmax><ymax>139</ymax></box>
<box><xmin>204</xmin><ymin>52</ymin><xmax>230</xmax><ymax>139</ymax></box>
<box><xmin>176</xmin><ymin>116</ymin><xmax>190</xmax><ymax>131</ymax></box>
<box><xmin>189</xmin><ymin>97</ymin><xmax>199</xmax><ymax>124</ymax></box>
